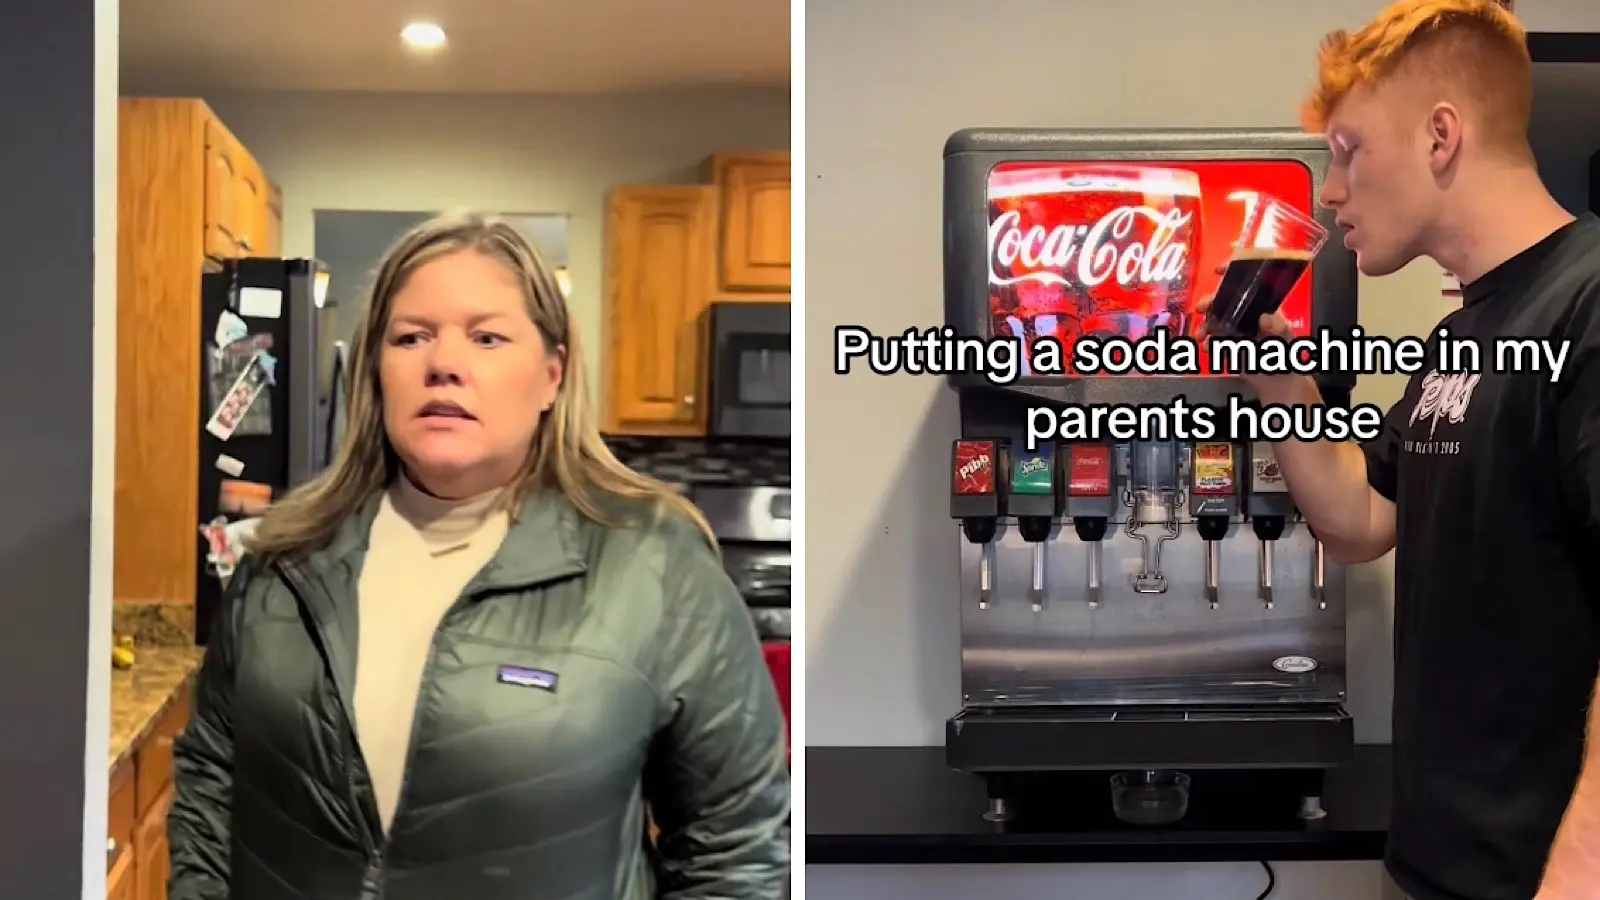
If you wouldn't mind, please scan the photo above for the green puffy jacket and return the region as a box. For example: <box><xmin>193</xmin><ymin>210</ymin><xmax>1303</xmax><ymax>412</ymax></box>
<box><xmin>167</xmin><ymin>490</ymin><xmax>790</xmax><ymax>900</ymax></box>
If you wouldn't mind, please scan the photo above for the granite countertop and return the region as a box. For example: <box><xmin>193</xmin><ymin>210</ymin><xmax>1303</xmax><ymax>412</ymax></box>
<box><xmin>109</xmin><ymin>645</ymin><xmax>205</xmax><ymax>769</ymax></box>
<box><xmin>807</xmin><ymin>745</ymin><xmax>1391</xmax><ymax>865</ymax></box>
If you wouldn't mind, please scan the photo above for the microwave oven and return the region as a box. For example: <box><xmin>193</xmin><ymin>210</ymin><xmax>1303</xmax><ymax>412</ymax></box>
<box><xmin>707</xmin><ymin>301</ymin><xmax>790</xmax><ymax>439</ymax></box>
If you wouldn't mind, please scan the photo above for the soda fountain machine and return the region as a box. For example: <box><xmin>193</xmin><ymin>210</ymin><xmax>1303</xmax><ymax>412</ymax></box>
<box><xmin>942</xmin><ymin>129</ymin><xmax>1358</xmax><ymax>824</ymax></box>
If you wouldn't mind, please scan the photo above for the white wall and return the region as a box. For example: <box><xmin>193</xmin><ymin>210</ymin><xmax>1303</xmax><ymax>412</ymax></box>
<box><xmin>804</xmin><ymin>0</ymin><xmax>1453</xmax><ymax>897</ymax></box>
<box><xmin>1515</xmin><ymin>0</ymin><xmax>1600</xmax><ymax>32</ymax></box>
<box><xmin>197</xmin><ymin>90</ymin><xmax>790</xmax><ymax>389</ymax></box>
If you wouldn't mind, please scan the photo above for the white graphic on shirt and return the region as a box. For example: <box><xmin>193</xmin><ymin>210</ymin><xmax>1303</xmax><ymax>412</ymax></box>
<box><xmin>1408</xmin><ymin>370</ymin><xmax>1481</xmax><ymax>443</ymax></box>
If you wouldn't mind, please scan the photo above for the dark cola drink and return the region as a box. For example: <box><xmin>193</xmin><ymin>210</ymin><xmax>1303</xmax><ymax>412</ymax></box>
<box><xmin>1205</xmin><ymin>248</ymin><xmax>1313</xmax><ymax>337</ymax></box>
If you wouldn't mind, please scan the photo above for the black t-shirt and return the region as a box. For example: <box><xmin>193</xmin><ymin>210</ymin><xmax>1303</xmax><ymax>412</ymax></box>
<box><xmin>1368</xmin><ymin>213</ymin><xmax>1600</xmax><ymax>900</ymax></box>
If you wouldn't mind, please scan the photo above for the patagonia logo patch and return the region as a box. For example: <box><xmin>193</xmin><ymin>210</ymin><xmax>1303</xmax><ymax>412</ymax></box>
<box><xmin>496</xmin><ymin>665</ymin><xmax>559</xmax><ymax>692</ymax></box>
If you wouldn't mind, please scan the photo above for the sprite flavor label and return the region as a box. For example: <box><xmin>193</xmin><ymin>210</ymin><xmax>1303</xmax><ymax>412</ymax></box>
<box><xmin>1011</xmin><ymin>445</ymin><xmax>1056</xmax><ymax>495</ymax></box>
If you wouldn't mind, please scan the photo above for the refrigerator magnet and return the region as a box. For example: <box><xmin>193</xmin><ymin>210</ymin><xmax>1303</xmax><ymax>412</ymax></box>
<box><xmin>238</xmin><ymin>286</ymin><xmax>283</xmax><ymax>319</ymax></box>
<box><xmin>257</xmin><ymin>351</ymin><xmax>278</xmax><ymax>386</ymax></box>
<box><xmin>214</xmin><ymin>454</ymin><xmax>246</xmax><ymax>477</ymax></box>
<box><xmin>206</xmin><ymin>351</ymin><xmax>271</xmax><ymax>441</ymax></box>
<box><xmin>219</xmin><ymin>480</ymin><xmax>274</xmax><ymax>517</ymax></box>
<box><xmin>214</xmin><ymin>310</ymin><xmax>248</xmax><ymax>350</ymax></box>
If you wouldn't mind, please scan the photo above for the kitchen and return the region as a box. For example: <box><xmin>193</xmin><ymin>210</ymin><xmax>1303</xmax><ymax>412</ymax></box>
<box><xmin>97</xmin><ymin>2</ymin><xmax>789</xmax><ymax>899</ymax></box>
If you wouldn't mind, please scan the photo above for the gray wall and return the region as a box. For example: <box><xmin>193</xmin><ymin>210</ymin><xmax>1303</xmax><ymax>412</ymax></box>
<box><xmin>804</xmin><ymin>1</ymin><xmax>1481</xmax><ymax>898</ymax></box>
<box><xmin>312</xmin><ymin>210</ymin><xmax>434</xmax><ymax>341</ymax></box>
<box><xmin>313</xmin><ymin>209</ymin><xmax>572</xmax><ymax>342</ymax></box>
<box><xmin>0</xmin><ymin>0</ymin><xmax>117</xmax><ymax>897</ymax></box>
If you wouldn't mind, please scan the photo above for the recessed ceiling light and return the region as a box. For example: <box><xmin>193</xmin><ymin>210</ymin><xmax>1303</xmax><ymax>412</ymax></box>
<box><xmin>400</xmin><ymin>21</ymin><xmax>447</xmax><ymax>51</ymax></box>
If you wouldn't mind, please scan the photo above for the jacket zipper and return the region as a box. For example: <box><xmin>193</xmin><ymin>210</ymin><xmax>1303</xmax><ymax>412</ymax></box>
<box><xmin>282</xmin><ymin>561</ymin><xmax>504</xmax><ymax>899</ymax></box>
<box><xmin>278</xmin><ymin>561</ymin><xmax>387</xmax><ymax>896</ymax></box>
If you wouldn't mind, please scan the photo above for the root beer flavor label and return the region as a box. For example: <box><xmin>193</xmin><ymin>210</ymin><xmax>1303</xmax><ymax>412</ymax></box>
<box><xmin>953</xmin><ymin>440</ymin><xmax>998</xmax><ymax>495</ymax></box>
<box><xmin>1251</xmin><ymin>441</ymin><xmax>1287</xmax><ymax>494</ymax></box>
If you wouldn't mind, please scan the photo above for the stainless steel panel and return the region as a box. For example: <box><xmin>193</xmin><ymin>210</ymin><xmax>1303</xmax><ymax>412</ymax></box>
<box><xmin>692</xmin><ymin>486</ymin><xmax>792</xmax><ymax>542</ymax></box>
<box><xmin>958</xmin><ymin>520</ymin><xmax>1347</xmax><ymax>706</ymax></box>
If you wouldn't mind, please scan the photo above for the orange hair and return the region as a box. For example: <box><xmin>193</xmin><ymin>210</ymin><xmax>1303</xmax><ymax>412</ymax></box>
<box><xmin>1302</xmin><ymin>0</ymin><xmax>1531</xmax><ymax>156</ymax></box>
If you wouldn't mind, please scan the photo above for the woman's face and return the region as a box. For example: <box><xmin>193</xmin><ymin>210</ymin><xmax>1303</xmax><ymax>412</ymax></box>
<box><xmin>379</xmin><ymin>250</ymin><xmax>564</xmax><ymax>499</ymax></box>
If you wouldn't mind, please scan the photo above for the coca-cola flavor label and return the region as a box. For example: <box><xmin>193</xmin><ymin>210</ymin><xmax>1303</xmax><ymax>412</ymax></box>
<box><xmin>1067</xmin><ymin>445</ymin><xmax>1112</xmax><ymax>496</ymax></box>
<box><xmin>1192</xmin><ymin>442</ymin><xmax>1235</xmax><ymax>496</ymax></box>
<box><xmin>953</xmin><ymin>440</ymin><xmax>997</xmax><ymax>495</ymax></box>
<box><xmin>986</xmin><ymin>161</ymin><xmax>1315</xmax><ymax>376</ymax></box>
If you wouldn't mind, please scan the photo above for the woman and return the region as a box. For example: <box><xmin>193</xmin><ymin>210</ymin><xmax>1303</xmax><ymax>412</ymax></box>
<box><xmin>167</xmin><ymin>213</ymin><xmax>790</xmax><ymax>900</ymax></box>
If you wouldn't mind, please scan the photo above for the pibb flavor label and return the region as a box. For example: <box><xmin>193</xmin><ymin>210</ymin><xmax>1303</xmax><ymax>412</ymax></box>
<box><xmin>1068</xmin><ymin>445</ymin><xmax>1112</xmax><ymax>496</ymax></box>
<box><xmin>1192</xmin><ymin>442</ymin><xmax>1235</xmax><ymax>496</ymax></box>
<box><xmin>1010</xmin><ymin>444</ymin><xmax>1056</xmax><ymax>495</ymax></box>
<box><xmin>953</xmin><ymin>440</ymin><xmax>997</xmax><ymax>495</ymax></box>
<box><xmin>983</xmin><ymin>160</ymin><xmax>1316</xmax><ymax>376</ymax></box>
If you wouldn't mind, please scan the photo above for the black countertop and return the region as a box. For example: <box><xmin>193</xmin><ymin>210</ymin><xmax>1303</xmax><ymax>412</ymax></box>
<box><xmin>807</xmin><ymin>744</ymin><xmax>1390</xmax><ymax>865</ymax></box>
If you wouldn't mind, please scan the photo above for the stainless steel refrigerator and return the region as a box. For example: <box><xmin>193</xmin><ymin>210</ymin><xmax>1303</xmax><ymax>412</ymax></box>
<box><xmin>194</xmin><ymin>257</ymin><xmax>345</xmax><ymax>644</ymax></box>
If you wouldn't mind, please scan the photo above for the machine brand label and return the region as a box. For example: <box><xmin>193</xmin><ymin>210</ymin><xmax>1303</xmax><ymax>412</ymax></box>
<box><xmin>1251</xmin><ymin>441</ymin><xmax>1287</xmax><ymax>494</ymax></box>
<box><xmin>983</xmin><ymin>161</ymin><xmax>1317</xmax><ymax>379</ymax></box>
<box><xmin>1271</xmin><ymin>656</ymin><xmax>1317</xmax><ymax>675</ymax></box>
<box><xmin>1068</xmin><ymin>445</ymin><xmax>1112</xmax><ymax>496</ymax></box>
<box><xmin>1010</xmin><ymin>445</ymin><xmax>1055</xmax><ymax>495</ymax></box>
<box><xmin>1192</xmin><ymin>442</ymin><xmax>1234</xmax><ymax>496</ymax></box>
<box><xmin>953</xmin><ymin>440</ymin><xmax>997</xmax><ymax>495</ymax></box>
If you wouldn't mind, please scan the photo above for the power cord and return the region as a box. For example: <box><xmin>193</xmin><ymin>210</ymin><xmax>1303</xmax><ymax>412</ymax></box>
<box><xmin>1254</xmin><ymin>861</ymin><xmax>1276</xmax><ymax>900</ymax></box>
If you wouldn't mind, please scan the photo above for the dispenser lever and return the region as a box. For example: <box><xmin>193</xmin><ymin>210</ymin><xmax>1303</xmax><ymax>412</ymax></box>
<box><xmin>1312</xmin><ymin>535</ymin><xmax>1326</xmax><ymax>609</ymax></box>
<box><xmin>1086</xmin><ymin>542</ymin><xmax>1102</xmax><ymax>607</ymax></box>
<box><xmin>952</xmin><ymin>440</ymin><xmax>1004</xmax><ymax>611</ymax></box>
<box><xmin>1205</xmin><ymin>542</ymin><xmax>1221</xmax><ymax>608</ymax></box>
<box><xmin>1191</xmin><ymin>442</ymin><xmax>1238</xmax><ymax>610</ymax></box>
<box><xmin>1258</xmin><ymin>541</ymin><xmax>1275</xmax><ymax>609</ymax></box>
<box><xmin>1066</xmin><ymin>445</ymin><xmax>1114</xmax><ymax>609</ymax></box>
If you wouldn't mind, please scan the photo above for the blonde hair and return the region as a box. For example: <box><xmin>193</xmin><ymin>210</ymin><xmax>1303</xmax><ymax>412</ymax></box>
<box><xmin>247</xmin><ymin>211</ymin><xmax>716</xmax><ymax>557</ymax></box>
<box><xmin>1302</xmin><ymin>0</ymin><xmax>1531</xmax><ymax>159</ymax></box>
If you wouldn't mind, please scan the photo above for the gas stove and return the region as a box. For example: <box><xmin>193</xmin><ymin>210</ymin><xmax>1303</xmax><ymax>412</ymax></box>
<box><xmin>689</xmin><ymin>485</ymin><xmax>791</xmax><ymax>639</ymax></box>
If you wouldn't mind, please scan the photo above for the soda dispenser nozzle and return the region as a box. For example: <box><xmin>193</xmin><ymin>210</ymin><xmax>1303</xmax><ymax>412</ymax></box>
<box><xmin>1065</xmin><ymin>445</ymin><xmax>1115</xmax><ymax>608</ymax></box>
<box><xmin>1125</xmin><ymin>440</ymin><xmax>1184</xmax><ymax>594</ymax></box>
<box><xmin>1190</xmin><ymin>442</ymin><xmax>1240</xmax><ymax>610</ymax></box>
<box><xmin>1009</xmin><ymin>443</ymin><xmax>1060</xmax><ymax>613</ymax></box>
<box><xmin>1247</xmin><ymin>441</ymin><xmax>1294</xmax><ymax>610</ymax></box>
<box><xmin>952</xmin><ymin>439</ymin><xmax>1004</xmax><ymax>609</ymax></box>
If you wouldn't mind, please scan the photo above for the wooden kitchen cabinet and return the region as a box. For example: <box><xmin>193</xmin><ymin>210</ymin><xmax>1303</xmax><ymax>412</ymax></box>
<box><xmin>116</xmin><ymin>98</ymin><xmax>283</xmax><ymax>606</ymax></box>
<box><xmin>108</xmin><ymin>692</ymin><xmax>189</xmax><ymax>899</ymax></box>
<box><xmin>601</xmin><ymin>150</ymin><xmax>791</xmax><ymax>438</ymax></box>
<box><xmin>602</xmin><ymin>186</ymin><xmax>719</xmax><ymax>436</ymax></box>
<box><xmin>709</xmin><ymin>152</ymin><xmax>791</xmax><ymax>295</ymax></box>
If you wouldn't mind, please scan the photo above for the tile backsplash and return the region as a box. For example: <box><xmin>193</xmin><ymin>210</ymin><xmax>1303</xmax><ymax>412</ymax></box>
<box><xmin>606</xmin><ymin>436</ymin><xmax>790</xmax><ymax>488</ymax></box>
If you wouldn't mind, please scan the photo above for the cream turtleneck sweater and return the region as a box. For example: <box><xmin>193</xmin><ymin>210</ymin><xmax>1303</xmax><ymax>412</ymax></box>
<box><xmin>352</xmin><ymin>475</ymin><xmax>510</xmax><ymax>834</ymax></box>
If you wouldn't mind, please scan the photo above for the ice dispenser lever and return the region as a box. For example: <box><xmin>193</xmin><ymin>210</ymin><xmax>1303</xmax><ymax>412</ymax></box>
<box><xmin>1125</xmin><ymin>440</ymin><xmax>1184</xmax><ymax>594</ymax></box>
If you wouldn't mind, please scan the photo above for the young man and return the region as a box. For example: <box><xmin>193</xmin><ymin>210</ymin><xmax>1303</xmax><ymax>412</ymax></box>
<box><xmin>1230</xmin><ymin>1</ymin><xmax>1600</xmax><ymax>898</ymax></box>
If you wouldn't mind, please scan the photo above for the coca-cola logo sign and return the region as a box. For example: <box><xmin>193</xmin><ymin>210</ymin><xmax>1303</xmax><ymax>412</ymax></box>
<box><xmin>988</xmin><ymin>205</ymin><xmax>1193</xmax><ymax>289</ymax></box>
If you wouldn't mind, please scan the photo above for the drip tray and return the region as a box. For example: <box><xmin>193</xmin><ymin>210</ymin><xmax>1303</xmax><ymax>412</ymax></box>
<box><xmin>946</xmin><ymin>703</ymin><xmax>1353</xmax><ymax>773</ymax></box>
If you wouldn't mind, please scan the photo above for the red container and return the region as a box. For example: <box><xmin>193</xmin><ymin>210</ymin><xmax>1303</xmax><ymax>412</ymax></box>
<box><xmin>763</xmin><ymin>641</ymin><xmax>791</xmax><ymax>764</ymax></box>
